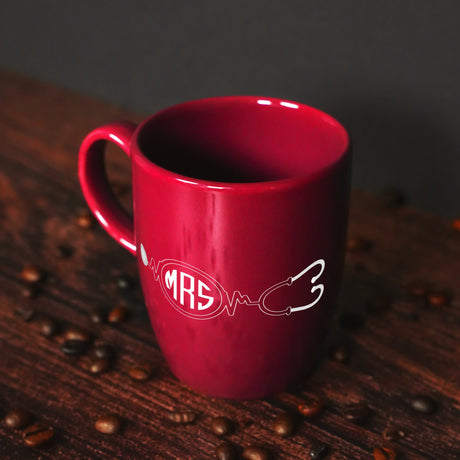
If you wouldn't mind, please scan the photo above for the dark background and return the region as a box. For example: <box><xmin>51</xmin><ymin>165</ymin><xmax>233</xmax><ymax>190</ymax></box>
<box><xmin>1</xmin><ymin>1</ymin><xmax>458</xmax><ymax>217</ymax></box>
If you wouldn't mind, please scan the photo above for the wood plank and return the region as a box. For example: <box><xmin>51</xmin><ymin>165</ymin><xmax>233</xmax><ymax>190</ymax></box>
<box><xmin>0</xmin><ymin>68</ymin><xmax>459</xmax><ymax>459</ymax></box>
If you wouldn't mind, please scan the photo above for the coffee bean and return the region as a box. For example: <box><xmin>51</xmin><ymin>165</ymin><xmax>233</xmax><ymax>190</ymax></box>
<box><xmin>382</xmin><ymin>427</ymin><xmax>405</xmax><ymax>441</ymax></box>
<box><xmin>427</xmin><ymin>291</ymin><xmax>450</xmax><ymax>307</ymax></box>
<box><xmin>347</xmin><ymin>236</ymin><xmax>372</xmax><ymax>252</ymax></box>
<box><xmin>37</xmin><ymin>316</ymin><xmax>58</xmax><ymax>338</ymax></box>
<box><xmin>4</xmin><ymin>409</ymin><xmax>33</xmax><ymax>429</ymax></box>
<box><xmin>339</xmin><ymin>310</ymin><xmax>365</xmax><ymax>331</ymax></box>
<box><xmin>23</xmin><ymin>423</ymin><xmax>54</xmax><ymax>447</ymax></box>
<box><xmin>60</xmin><ymin>339</ymin><xmax>88</xmax><ymax>356</ymax></box>
<box><xmin>108</xmin><ymin>305</ymin><xmax>129</xmax><ymax>323</ymax></box>
<box><xmin>329</xmin><ymin>342</ymin><xmax>350</xmax><ymax>363</ymax></box>
<box><xmin>273</xmin><ymin>412</ymin><xmax>296</xmax><ymax>437</ymax></box>
<box><xmin>128</xmin><ymin>363</ymin><xmax>153</xmax><ymax>381</ymax></box>
<box><xmin>452</xmin><ymin>218</ymin><xmax>460</xmax><ymax>232</ymax></box>
<box><xmin>64</xmin><ymin>327</ymin><xmax>91</xmax><ymax>342</ymax></box>
<box><xmin>242</xmin><ymin>446</ymin><xmax>271</xmax><ymax>460</ymax></box>
<box><xmin>116</xmin><ymin>274</ymin><xmax>135</xmax><ymax>291</ymax></box>
<box><xmin>211</xmin><ymin>416</ymin><xmax>233</xmax><ymax>436</ymax></box>
<box><xmin>21</xmin><ymin>285</ymin><xmax>39</xmax><ymax>299</ymax></box>
<box><xmin>215</xmin><ymin>442</ymin><xmax>238</xmax><ymax>460</ymax></box>
<box><xmin>21</xmin><ymin>264</ymin><xmax>44</xmax><ymax>283</ymax></box>
<box><xmin>343</xmin><ymin>402</ymin><xmax>370</xmax><ymax>423</ymax></box>
<box><xmin>15</xmin><ymin>306</ymin><xmax>36</xmax><ymax>322</ymax></box>
<box><xmin>373</xmin><ymin>446</ymin><xmax>397</xmax><ymax>460</ymax></box>
<box><xmin>89</xmin><ymin>307</ymin><xmax>106</xmax><ymax>324</ymax></box>
<box><xmin>94</xmin><ymin>344</ymin><xmax>114</xmax><ymax>359</ymax></box>
<box><xmin>76</xmin><ymin>209</ymin><xmax>95</xmax><ymax>229</ymax></box>
<box><xmin>95</xmin><ymin>414</ymin><xmax>121</xmax><ymax>434</ymax></box>
<box><xmin>87</xmin><ymin>356</ymin><xmax>110</xmax><ymax>374</ymax></box>
<box><xmin>56</xmin><ymin>244</ymin><xmax>73</xmax><ymax>259</ymax></box>
<box><xmin>406</xmin><ymin>280</ymin><xmax>428</xmax><ymax>297</ymax></box>
<box><xmin>298</xmin><ymin>398</ymin><xmax>324</xmax><ymax>417</ymax></box>
<box><xmin>382</xmin><ymin>188</ymin><xmax>405</xmax><ymax>207</ymax></box>
<box><xmin>168</xmin><ymin>411</ymin><xmax>196</xmax><ymax>424</ymax></box>
<box><xmin>410</xmin><ymin>395</ymin><xmax>436</xmax><ymax>414</ymax></box>
<box><xmin>310</xmin><ymin>443</ymin><xmax>328</xmax><ymax>460</ymax></box>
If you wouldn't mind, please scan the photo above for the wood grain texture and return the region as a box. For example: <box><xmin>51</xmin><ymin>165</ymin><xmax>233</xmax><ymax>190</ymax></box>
<box><xmin>0</xmin><ymin>69</ymin><xmax>459</xmax><ymax>459</ymax></box>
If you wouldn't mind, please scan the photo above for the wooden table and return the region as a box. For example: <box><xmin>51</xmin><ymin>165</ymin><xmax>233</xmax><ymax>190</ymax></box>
<box><xmin>0</xmin><ymin>69</ymin><xmax>459</xmax><ymax>459</ymax></box>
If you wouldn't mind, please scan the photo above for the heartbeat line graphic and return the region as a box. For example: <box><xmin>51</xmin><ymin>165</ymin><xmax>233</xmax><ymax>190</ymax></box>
<box><xmin>140</xmin><ymin>243</ymin><xmax>325</xmax><ymax>320</ymax></box>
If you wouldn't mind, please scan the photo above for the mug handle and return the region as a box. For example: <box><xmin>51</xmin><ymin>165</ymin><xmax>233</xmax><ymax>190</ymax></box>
<box><xmin>78</xmin><ymin>121</ymin><xmax>137</xmax><ymax>255</ymax></box>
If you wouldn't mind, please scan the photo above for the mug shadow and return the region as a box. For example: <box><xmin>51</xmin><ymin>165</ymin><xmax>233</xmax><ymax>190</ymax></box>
<box><xmin>281</xmin><ymin>262</ymin><xmax>398</xmax><ymax>399</ymax></box>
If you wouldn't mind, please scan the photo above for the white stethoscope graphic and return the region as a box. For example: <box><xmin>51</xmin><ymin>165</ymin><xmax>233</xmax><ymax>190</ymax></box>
<box><xmin>140</xmin><ymin>243</ymin><xmax>325</xmax><ymax>319</ymax></box>
<box><xmin>257</xmin><ymin>259</ymin><xmax>325</xmax><ymax>316</ymax></box>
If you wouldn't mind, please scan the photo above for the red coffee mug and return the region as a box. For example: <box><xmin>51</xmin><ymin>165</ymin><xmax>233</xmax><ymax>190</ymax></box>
<box><xmin>79</xmin><ymin>96</ymin><xmax>351</xmax><ymax>398</ymax></box>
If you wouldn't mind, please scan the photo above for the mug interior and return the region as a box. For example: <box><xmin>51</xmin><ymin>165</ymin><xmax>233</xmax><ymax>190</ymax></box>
<box><xmin>136</xmin><ymin>97</ymin><xmax>349</xmax><ymax>184</ymax></box>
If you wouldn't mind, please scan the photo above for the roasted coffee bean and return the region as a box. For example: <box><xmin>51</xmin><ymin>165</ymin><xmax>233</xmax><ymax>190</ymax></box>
<box><xmin>15</xmin><ymin>306</ymin><xmax>36</xmax><ymax>322</ymax></box>
<box><xmin>95</xmin><ymin>414</ymin><xmax>121</xmax><ymax>434</ymax></box>
<box><xmin>89</xmin><ymin>307</ymin><xmax>106</xmax><ymax>324</ymax></box>
<box><xmin>242</xmin><ymin>446</ymin><xmax>271</xmax><ymax>460</ymax></box>
<box><xmin>108</xmin><ymin>305</ymin><xmax>129</xmax><ymax>323</ymax></box>
<box><xmin>116</xmin><ymin>274</ymin><xmax>135</xmax><ymax>291</ymax></box>
<box><xmin>273</xmin><ymin>412</ymin><xmax>296</xmax><ymax>437</ymax></box>
<box><xmin>4</xmin><ymin>409</ymin><xmax>33</xmax><ymax>429</ymax></box>
<box><xmin>339</xmin><ymin>310</ymin><xmax>365</xmax><ymax>331</ymax></box>
<box><xmin>94</xmin><ymin>344</ymin><xmax>114</xmax><ymax>359</ymax></box>
<box><xmin>56</xmin><ymin>244</ymin><xmax>73</xmax><ymax>259</ymax></box>
<box><xmin>452</xmin><ymin>218</ymin><xmax>460</xmax><ymax>232</ymax></box>
<box><xmin>64</xmin><ymin>327</ymin><xmax>91</xmax><ymax>342</ymax></box>
<box><xmin>343</xmin><ymin>402</ymin><xmax>370</xmax><ymax>423</ymax></box>
<box><xmin>37</xmin><ymin>316</ymin><xmax>58</xmax><ymax>338</ymax></box>
<box><xmin>427</xmin><ymin>291</ymin><xmax>450</xmax><ymax>307</ymax></box>
<box><xmin>21</xmin><ymin>264</ymin><xmax>44</xmax><ymax>283</ymax></box>
<box><xmin>382</xmin><ymin>427</ymin><xmax>405</xmax><ymax>441</ymax></box>
<box><xmin>410</xmin><ymin>395</ymin><xmax>436</xmax><ymax>414</ymax></box>
<box><xmin>347</xmin><ymin>236</ymin><xmax>372</xmax><ymax>252</ymax></box>
<box><xmin>21</xmin><ymin>285</ymin><xmax>39</xmax><ymax>299</ymax></box>
<box><xmin>215</xmin><ymin>442</ymin><xmax>238</xmax><ymax>460</ymax></box>
<box><xmin>310</xmin><ymin>443</ymin><xmax>328</xmax><ymax>459</ymax></box>
<box><xmin>211</xmin><ymin>416</ymin><xmax>233</xmax><ymax>436</ymax></box>
<box><xmin>382</xmin><ymin>188</ymin><xmax>405</xmax><ymax>207</ymax></box>
<box><xmin>76</xmin><ymin>209</ymin><xmax>95</xmax><ymax>229</ymax></box>
<box><xmin>23</xmin><ymin>423</ymin><xmax>54</xmax><ymax>447</ymax></box>
<box><xmin>374</xmin><ymin>446</ymin><xmax>397</xmax><ymax>460</ymax></box>
<box><xmin>406</xmin><ymin>280</ymin><xmax>428</xmax><ymax>297</ymax></box>
<box><xmin>87</xmin><ymin>357</ymin><xmax>110</xmax><ymax>374</ymax></box>
<box><xmin>168</xmin><ymin>411</ymin><xmax>196</xmax><ymax>424</ymax></box>
<box><xmin>60</xmin><ymin>339</ymin><xmax>88</xmax><ymax>356</ymax></box>
<box><xmin>329</xmin><ymin>342</ymin><xmax>350</xmax><ymax>363</ymax></box>
<box><xmin>128</xmin><ymin>363</ymin><xmax>153</xmax><ymax>381</ymax></box>
<box><xmin>298</xmin><ymin>398</ymin><xmax>324</xmax><ymax>417</ymax></box>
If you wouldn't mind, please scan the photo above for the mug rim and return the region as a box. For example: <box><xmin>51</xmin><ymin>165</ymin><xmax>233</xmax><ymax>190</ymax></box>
<box><xmin>132</xmin><ymin>95</ymin><xmax>351</xmax><ymax>191</ymax></box>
